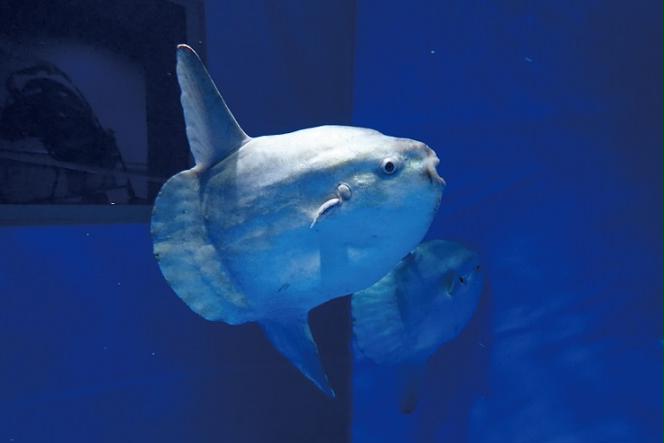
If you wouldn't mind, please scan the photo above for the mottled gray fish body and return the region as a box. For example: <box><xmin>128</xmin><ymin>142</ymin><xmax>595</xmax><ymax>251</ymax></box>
<box><xmin>205</xmin><ymin>126</ymin><xmax>442</xmax><ymax>316</ymax></box>
<box><xmin>151</xmin><ymin>45</ymin><xmax>444</xmax><ymax>396</ymax></box>
<box><xmin>352</xmin><ymin>240</ymin><xmax>483</xmax><ymax>411</ymax></box>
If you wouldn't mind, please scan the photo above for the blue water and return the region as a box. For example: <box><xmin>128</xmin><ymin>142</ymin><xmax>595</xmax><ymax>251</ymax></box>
<box><xmin>351</xmin><ymin>2</ymin><xmax>662</xmax><ymax>441</ymax></box>
<box><xmin>1</xmin><ymin>1</ymin><xmax>661</xmax><ymax>442</ymax></box>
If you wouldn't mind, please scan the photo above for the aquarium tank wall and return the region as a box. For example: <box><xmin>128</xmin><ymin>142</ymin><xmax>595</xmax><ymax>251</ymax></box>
<box><xmin>0</xmin><ymin>1</ymin><xmax>661</xmax><ymax>443</ymax></box>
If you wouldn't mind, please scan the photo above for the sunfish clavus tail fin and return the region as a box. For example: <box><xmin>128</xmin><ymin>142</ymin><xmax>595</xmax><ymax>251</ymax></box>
<box><xmin>261</xmin><ymin>316</ymin><xmax>335</xmax><ymax>398</ymax></box>
<box><xmin>176</xmin><ymin>44</ymin><xmax>249</xmax><ymax>170</ymax></box>
<box><xmin>151</xmin><ymin>171</ymin><xmax>250</xmax><ymax>325</ymax></box>
<box><xmin>351</xmin><ymin>274</ymin><xmax>407</xmax><ymax>365</ymax></box>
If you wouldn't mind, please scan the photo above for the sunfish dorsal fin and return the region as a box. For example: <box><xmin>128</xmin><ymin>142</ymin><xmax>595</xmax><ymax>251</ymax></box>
<box><xmin>261</xmin><ymin>315</ymin><xmax>335</xmax><ymax>397</ymax></box>
<box><xmin>176</xmin><ymin>44</ymin><xmax>249</xmax><ymax>170</ymax></box>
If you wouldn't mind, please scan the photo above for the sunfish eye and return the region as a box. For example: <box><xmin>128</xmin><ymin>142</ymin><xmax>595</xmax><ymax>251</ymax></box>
<box><xmin>381</xmin><ymin>158</ymin><xmax>397</xmax><ymax>175</ymax></box>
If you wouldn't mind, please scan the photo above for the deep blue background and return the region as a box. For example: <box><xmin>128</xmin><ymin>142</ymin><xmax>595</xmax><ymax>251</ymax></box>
<box><xmin>352</xmin><ymin>1</ymin><xmax>662</xmax><ymax>442</ymax></box>
<box><xmin>1</xmin><ymin>1</ymin><xmax>662</xmax><ymax>442</ymax></box>
<box><xmin>1</xmin><ymin>1</ymin><xmax>356</xmax><ymax>442</ymax></box>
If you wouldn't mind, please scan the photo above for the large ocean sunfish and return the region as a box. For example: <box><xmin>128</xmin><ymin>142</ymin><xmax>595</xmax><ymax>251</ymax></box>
<box><xmin>151</xmin><ymin>45</ymin><xmax>445</xmax><ymax>396</ymax></box>
<box><xmin>352</xmin><ymin>240</ymin><xmax>484</xmax><ymax>411</ymax></box>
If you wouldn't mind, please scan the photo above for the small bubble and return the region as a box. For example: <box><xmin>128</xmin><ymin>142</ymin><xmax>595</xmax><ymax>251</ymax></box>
<box><xmin>85</xmin><ymin>232</ymin><xmax>90</xmax><ymax>237</ymax></box>
<box><xmin>117</xmin><ymin>282</ymin><xmax>121</xmax><ymax>286</ymax></box>
<box><xmin>429</xmin><ymin>49</ymin><xmax>436</xmax><ymax>55</ymax></box>
<box><xmin>151</xmin><ymin>352</ymin><xmax>156</xmax><ymax>356</ymax></box>
<box><xmin>524</xmin><ymin>56</ymin><xmax>533</xmax><ymax>63</ymax></box>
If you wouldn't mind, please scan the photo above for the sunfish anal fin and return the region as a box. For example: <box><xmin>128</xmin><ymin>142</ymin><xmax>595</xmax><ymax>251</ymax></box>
<box><xmin>151</xmin><ymin>170</ymin><xmax>249</xmax><ymax>324</ymax></box>
<box><xmin>261</xmin><ymin>315</ymin><xmax>335</xmax><ymax>397</ymax></box>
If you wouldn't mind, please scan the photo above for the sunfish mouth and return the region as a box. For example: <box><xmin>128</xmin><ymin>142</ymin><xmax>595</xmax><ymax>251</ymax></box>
<box><xmin>425</xmin><ymin>155</ymin><xmax>445</xmax><ymax>186</ymax></box>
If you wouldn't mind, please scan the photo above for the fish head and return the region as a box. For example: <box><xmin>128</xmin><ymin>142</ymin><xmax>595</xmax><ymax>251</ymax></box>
<box><xmin>440</xmin><ymin>250</ymin><xmax>483</xmax><ymax>301</ymax></box>
<box><xmin>351</xmin><ymin>135</ymin><xmax>445</xmax><ymax>207</ymax></box>
<box><xmin>313</xmin><ymin>128</ymin><xmax>445</xmax><ymax>292</ymax></box>
<box><xmin>415</xmin><ymin>240</ymin><xmax>483</xmax><ymax>301</ymax></box>
<box><xmin>429</xmin><ymin>241</ymin><xmax>484</xmax><ymax>327</ymax></box>
<box><xmin>398</xmin><ymin>240</ymin><xmax>484</xmax><ymax>352</ymax></box>
<box><xmin>398</xmin><ymin>240</ymin><xmax>483</xmax><ymax>310</ymax></box>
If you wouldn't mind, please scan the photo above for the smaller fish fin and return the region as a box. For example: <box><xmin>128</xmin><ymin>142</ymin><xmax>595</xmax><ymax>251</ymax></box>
<box><xmin>261</xmin><ymin>315</ymin><xmax>335</xmax><ymax>397</ymax></box>
<box><xmin>351</xmin><ymin>275</ymin><xmax>408</xmax><ymax>364</ymax></box>
<box><xmin>398</xmin><ymin>361</ymin><xmax>427</xmax><ymax>414</ymax></box>
<box><xmin>176</xmin><ymin>44</ymin><xmax>249</xmax><ymax>170</ymax></box>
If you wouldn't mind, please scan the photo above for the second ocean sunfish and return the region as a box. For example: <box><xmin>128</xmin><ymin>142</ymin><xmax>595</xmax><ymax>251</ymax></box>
<box><xmin>151</xmin><ymin>45</ymin><xmax>445</xmax><ymax>396</ymax></box>
<box><xmin>352</xmin><ymin>240</ymin><xmax>483</xmax><ymax>411</ymax></box>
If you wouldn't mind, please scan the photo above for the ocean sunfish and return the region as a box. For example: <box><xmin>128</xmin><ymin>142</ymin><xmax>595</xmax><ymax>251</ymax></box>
<box><xmin>150</xmin><ymin>45</ymin><xmax>445</xmax><ymax>396</ymax></box>
<box><xmin>352</xmin><ymin>240</ymin><xmax>483</xmax><ymax>411</ymax></box>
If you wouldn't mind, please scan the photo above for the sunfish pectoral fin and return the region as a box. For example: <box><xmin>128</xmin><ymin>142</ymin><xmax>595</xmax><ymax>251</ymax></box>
<box><xmin>261</xmin><ymin>316</ymin><xmax>335</xmax><ymax>397</ymax></box>
<box><xmin>398</xmin><ymin>360</ymin><xmax>427</xmax><ymax>414</ymax></box>
<box><xmin>176</xmin><ymin>44</ymin><xmax>249</xmax><ymax>170</ymax></box>
<box><xmin>310</xmin><ymin>197</ymin><xmax>341</xmax><ymax>229</ymax></box>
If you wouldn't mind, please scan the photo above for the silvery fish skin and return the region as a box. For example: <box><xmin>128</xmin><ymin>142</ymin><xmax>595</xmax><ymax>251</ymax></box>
<box><xmin>352</xmin><ymin>240</ymin><xmax>483</xmax><ymax>411</ymax></box>
<box><xmin>205</xmin><ymin>126</ymin><xmax>443</xmax><ymax>316</ymax></box>
<box><xmin>151</xmin><ymin>45</ymin><xmax>444</xmax><ymax>397</ymax></box>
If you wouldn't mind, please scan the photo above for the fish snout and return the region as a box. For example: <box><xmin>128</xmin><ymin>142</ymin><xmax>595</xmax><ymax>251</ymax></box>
<box><xmin>422</xmin><ymin>148</ymin><xmax>445</xmax><ymax>186</ymax></box>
